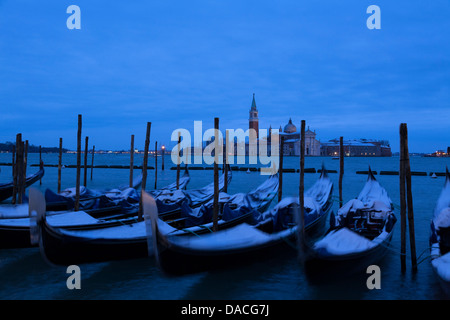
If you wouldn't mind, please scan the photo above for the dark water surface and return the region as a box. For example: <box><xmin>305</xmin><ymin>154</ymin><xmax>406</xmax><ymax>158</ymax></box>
<box><xmin>0</xmin><ymin>153</ymin><xmax>449</xmax><ymax>300</ymax></box>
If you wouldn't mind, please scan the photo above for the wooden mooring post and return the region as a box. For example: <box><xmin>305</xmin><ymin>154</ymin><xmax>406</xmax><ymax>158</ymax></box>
<box><xmin>298</xmin><ymin>120</ymin><xmax>306</xmax><ymax>262</ymax></box>
<box><xmin>11</xmin><ymin>145</ymin><xmax>15</xmax><ymax>179</ymax></box>
<box><xmin>339</xmin><ymin>136</ymin><xmax>344</xmax><ymax>208</ymax></box>
<box><xmin>129</xmin><ymin>134</ymin><xmax>135</xmax><ymax>188</ymax></box>
<box><xmin>90</xmin><ymin>145</ymin><xmax>95</xmax><ymax>181</ymax></box>
<box><xmin>154</xmin><ymin>141</ymin><xmax>158</xmax><ymax>190</ymax></box>
<box><xmin>400</xmin><ymin>123</ymin><xmax>418</xmax><ymax>272</ymax></box>
<box><xmin>58</xmin><ymin>138</ymin><xmax>62</xmax><ymax>193</ymax></box>
<box><xmin>11</xmin><ymin>137</ymin><xmax>18</xmax><ymax>204</ymax></box>
<box><xmin>84</xmin><ymin>136</ymin><xmax>89</xmax><ymax>187</ymax></box>
<box><xmin>224</xmin><ymin>130</ymin><xmax>229</xmax><ymax>193</ymax></box>
<box><xmin>278</xmin><ymin>135</ymin><xmax>284</xmax><ymax>202</ymax></box>
<box><xmin>176</xmin><ymin>132</ymin><xmax>181</xmax><ymax>190</ymax></box>
<box><xmin>138</xmin><ymin>122</ymin><xmax>151</xmax><ymax>221</ymax></box>
<box><xmin>212</xmin><ymin>117</ymin><xmax>219</xmax><ymax>232</ymax></box>
<box><xmin>12</xmin><ymin>134</ymin><xmax>23</xmax><ymax>204</ymax></box>
<box><xmin>39</xmin><ymin>145</ymin><xmax>42</xmax><ymax>185</ymax></box>
<box><xmin>75</xmin><ymin>114</ymin><xmax>82</xmax><ymax>211</ymax></box>
<box><xmin>23</xmin><ymin>140</ymin><xmax>28</xmax><ymax>194</ymax></box>
<box><xmin>18</xmin><ymin>140</ymin><xmax>25</xmax><ymax>204</ymax></box>
<box><xmin>162</xmin><ymin>145</ymin><xmax>165</xmax><ymax>171</ymax></box>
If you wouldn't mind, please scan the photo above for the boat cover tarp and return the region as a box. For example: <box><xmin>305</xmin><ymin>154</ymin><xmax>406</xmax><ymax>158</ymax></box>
<box><xmin>179</xmin><ymin>174</ymin><xmax>278</xmax><ymax>227</ymax></box>
<box><xmin>435</xmin><ymin>208</ymin><xmax>450</xmax><ymax>230</ymax></box>
<box><xmin>155</xmin><ymin>171</ymin><xmax>232</xmax><ymax>214</ymax></box>
<box><xmin>259</xmin><ymin>174</ymin><xmax>332</xmax><ymax>232</ymax></box>
<box><xmin>356</xmin><ymin>176</ymin><xmax>392</xmax><ymax>209</ymax></box>
<box><xmin>148</xmin><ymin>169</ymin><xmax>190</xmax><ymax>197</ymax></box>
<box><xmin>432</xmin><ymin>251</ymin><xmax>450</xmax><ymax>282</ymax></box>
<box><xmin>434</xmin><ymin>176</ymin><xmax>450</xmax><ymax>227</ymax></box>
<box><xmin>335</xmin><ymin>174</ymin><xmax>393</xmax><ymax>226</ymax></box>
<box><xmin>313</xmin><ymin>227</ymin><xmax>389</xmax><ymax>255</ymax></box>
<box><xmin>166</xmin><ymin>222</ymin><xmax>274</xmax><ymax>251</ymax></box>
<box><xmin>313</xmin><ymin>172</ymin><xmax>394</xmax><ymax>256</ymax></box>
<box><xmin>151</xmin><ymin>173</ymin><xmax>331</xmax><ymax>252</ymax></box>
<box><xmin>180</xmin><ymin>201</ymin><xmax>214</xmax><ymax>227</ymax></box>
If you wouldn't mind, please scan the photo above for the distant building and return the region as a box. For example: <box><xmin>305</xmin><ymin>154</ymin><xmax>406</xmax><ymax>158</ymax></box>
<box><xmin>278</xmin><ymin>119</ymin><xmax>321</xmax><ymax>156</ymax></box>
<box><xmin>244</xmin><ymin>94</ymin><xmax>321</xmax><ymax>156</ymax></box>
<box><xmin>320</xmin><ymin>139</ymin><xmax>392</xmax><ymax>157</ymax></box>
<box><xmin>249</xmin><ymin>93</ymin><xmax>259</xmax><ymax>139</ymax></box>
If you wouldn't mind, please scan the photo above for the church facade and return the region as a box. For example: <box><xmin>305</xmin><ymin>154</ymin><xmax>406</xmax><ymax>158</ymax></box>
<box><xmin>278</xmin><ymin>119</ymin><xmax>321</xmax><ymax>156</ymax></box>
<box><xmin>247</xmin><ymin>94</ymin><xmax>321</xmax><ymax>156</ymax></box>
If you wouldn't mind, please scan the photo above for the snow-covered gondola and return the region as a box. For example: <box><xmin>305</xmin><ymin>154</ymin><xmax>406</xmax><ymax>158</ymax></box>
<box><xmin>0</xmin><ymin>165</ymin><xmax>45</xmax><ymax>203</ymax></box>
<box><xmin>32</xmin><ymin>173</ymin><xmax>277</xmax><ymax>265</ymax></box>
<box><xmin>43</xmin><ymin>173</ymin><xmax>143</xmax><ymax>214</ymax></box>
<box><xmin>0</xmin><ymin>172</ymin><xmax>183</xmax><ymax>249</ymax></box>
<box><xmin>147</xmin><ymin>169</ymin><xmax>333</xmax><ymax>275</ymax></box>
<box><xmin>155</xmin><ymin>168</ymin><xmax>231</xmax><ymax>220</ymax></box>
<box><xmin>430</xmin><ymin>167</ymin><xmax>450</xmax><ymax>296</ymax></box>
<box><xmin>303</xmin><ymin>168</ymin><xmax>397</xmax><ymax>281</ymax></box>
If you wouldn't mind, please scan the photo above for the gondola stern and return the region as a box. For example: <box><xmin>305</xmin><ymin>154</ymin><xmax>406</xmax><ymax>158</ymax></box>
<box><xmin>142</xmin><ymin>191</ymin><xmax>163</xmax><ymax>264</ymax></box>
<box><xmin>320</xmin><ymin>162</ymin><xmax>329</xmax><ymax>179</ymax></box>
<box><xmin>28</xmin><ymin>188</ymin><xmax>46</xmax><ymax>246</ymax></box>
<box><xmin>28</xmin><ymin>188</ymin><xmax>58</xmax><ymax>266</ymax></box>
<box><xmin>368</xmin><ymin>166</ymin><xmax>376</xmax><ymax>181</ymax></box>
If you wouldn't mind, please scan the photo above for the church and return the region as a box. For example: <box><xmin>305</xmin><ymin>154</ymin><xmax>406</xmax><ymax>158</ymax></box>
<box><xmin>248</xmin><ymin>94</ymin><xmax>321</xmax><ymax>156</ymax></box>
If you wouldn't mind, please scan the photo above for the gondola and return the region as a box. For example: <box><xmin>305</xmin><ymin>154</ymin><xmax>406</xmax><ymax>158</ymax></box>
<box><xmin>0</xmin><ymin>165</ymin><xmax>45</xmax><ymax>203</ymax></box>
<box><xmin>33</xmin><ymin>173</ymin><xmax>277</xmax><ymax>265</ymax></box>
<box><xmin>44</xmin><ymin>172</ymin><xmax>146</xmax><ymax>212</ymax></box>
<box><xmin>430</xmin><ymin>167</ymin><xmax>450</xmax><ymax>296</ymax></box>
<box><xmin>147</xmin><ymin>169</ymin><xmax>333</xmax><ymax>275</ymax></box>
<box><xmin>0</xmin><ymin>172</ymin><xmax>186</xmax><ymax>249</ymax></box>
<box><xmin>44</xmin><ymin>168</ymin><xmax>190</xmax><ymax>218</ymax></box>
<box><xmin>303</xmin><ymin>168</ymin><xmax>397</xmax><ymax>281</ymax></box>
<box><xmin>155</xmin><ymin>167</ymin><xmax>232</xmax><ymax>220</ymax></box>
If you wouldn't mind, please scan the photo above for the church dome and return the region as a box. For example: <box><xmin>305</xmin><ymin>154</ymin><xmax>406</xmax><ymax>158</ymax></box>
<box><xmin>283</xmin><ymin>118</ymin><xmax>297</xmax><ymax>133</ymax></box>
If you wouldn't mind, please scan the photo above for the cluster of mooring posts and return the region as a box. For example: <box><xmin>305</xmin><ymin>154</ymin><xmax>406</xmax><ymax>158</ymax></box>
<box><xmin>11</xmin><ymin>134</ymin><xmax>27</xmax><ymax>204</ymax></box>
<box><xmin>6</xmin><ymin>115</ymin><xmax>421</xmax><ymax>273</ymax></box>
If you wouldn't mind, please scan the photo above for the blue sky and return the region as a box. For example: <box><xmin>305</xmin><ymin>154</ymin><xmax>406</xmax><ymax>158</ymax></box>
<box><xmin>0</xmin><ymin>1</ymin><xmax>449</xmax><ymax>152</ymax></box>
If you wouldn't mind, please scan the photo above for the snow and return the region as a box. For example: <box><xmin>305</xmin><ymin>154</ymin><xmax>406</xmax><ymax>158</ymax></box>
<box><xmin>432</xmin><ymin>251</ymin><xmax>450</xmax><ymax>282</ymax></box>
<box><xmin>0</xmin><ymin>210</ymin><xmax>101</xmax><ymax>228</ymax></box>
<box><xmin>156</xmin><ymin>189</ymin><xmax>186</xmax><ymax>204</ymax></box>
<box><xmin>435</xmin><ymin>208</ymin><xmax>450</xmax><ymax>230</ymax></box>
<box><xmin>167</xmin><ymin>223</ymin><xmax>273</xmax><ymax>251</ymax></box>
<box><xmin>0</xmin><ymin>204</ymin><xmax>29</xmax><ymax>219</ymax></box>
<box><xmin>337</xmin><ymin>199</ymin><xmax>366</xmax><ymax>217</ymax></box>
<box><xmin>357</xmin><ymin>177</ymin><xmax>392</xmax><ymax>209</ymax></box>
<box><xmin>434</xmin><ymin>180</ymin><xmax>450</xmax><ymax>221</ymax></box>
<box><xmin>313</xmin><ymin>227</ymin><xmax>388</xmax><ymax>255</ymax></box>
<box><xmin>58</xmin><ymin>220</ymin><xmax>147</xmax><ymax>240</ymax></box>
<box><xmin>47</xmin><ymin>210</ymin><xmax>100</xmax><ymax>227</ymax></box>
<box><xmin>337</xmin><ymin>199</ymin><xmax>391</xmax><ymax>220</ymax></box>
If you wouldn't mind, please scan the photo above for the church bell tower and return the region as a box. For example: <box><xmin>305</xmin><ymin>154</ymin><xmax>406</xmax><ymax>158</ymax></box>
<box><xmin>249</xmin><ymin>93</ymin><xmax>259</xmax><ymax>138</ymax></box>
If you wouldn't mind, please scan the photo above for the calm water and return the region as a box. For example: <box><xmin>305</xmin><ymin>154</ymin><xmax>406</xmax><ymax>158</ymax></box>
<box><xmin>0</xmin><ymin>153</ymin><xmax>449</xmax><ymax>300</ymax></box>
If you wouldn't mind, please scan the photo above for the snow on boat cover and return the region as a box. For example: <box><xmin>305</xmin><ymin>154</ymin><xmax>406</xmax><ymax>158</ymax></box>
<box><xmin>430</xmin><ymin>168</ymin><xmax>450</xmax><ymax>292</ymax></box>
<box><xmin>312</xmin><ymin>170</ymin><xmax>394</xmax><ymax>256</ymax></box>
<box><xmin>150</xmin><ymin>172</ymin><xmax>332</xmax><ymax>253</ymax></box>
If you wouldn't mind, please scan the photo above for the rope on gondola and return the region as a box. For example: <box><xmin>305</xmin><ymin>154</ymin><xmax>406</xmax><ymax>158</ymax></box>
<box><xmin>197</xmin><ymin>224</ymin><xmax>213</xmax><ymax>233</ymax></box>
<box><xmin>178</xmin><ymin>228</ymin><xmax>202</xmax><ymax>237</ymax></box>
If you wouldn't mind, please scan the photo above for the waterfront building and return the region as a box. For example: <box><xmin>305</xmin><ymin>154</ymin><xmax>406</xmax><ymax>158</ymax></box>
<box><xmin>320</xmin><ymin>138</ymin><xmax>392</xmax><ymax>157</ymax></box>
